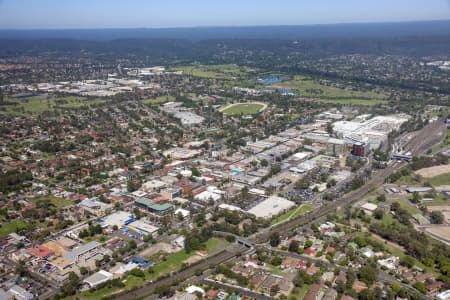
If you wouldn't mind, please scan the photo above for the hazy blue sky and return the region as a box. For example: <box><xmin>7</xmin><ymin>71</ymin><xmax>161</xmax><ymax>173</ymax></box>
<box><xmin>0</xmin><ymin>0</ymin><xmax>449</xmax><ymax>29</ymax></box>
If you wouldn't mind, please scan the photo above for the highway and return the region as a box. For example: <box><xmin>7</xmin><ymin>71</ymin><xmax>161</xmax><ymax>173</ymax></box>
<box><xmin>111</xmin><ymin>118</ymin><xmax>447</xmax><ymax>300</ymax></box>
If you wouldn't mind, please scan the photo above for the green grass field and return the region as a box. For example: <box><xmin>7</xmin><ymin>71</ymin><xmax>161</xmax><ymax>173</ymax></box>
<box><xmin>395</xmin><ymin>170</ymin><xmax>450</xmax><ymax>188</ymax></box>
<box><xmin>221</xmin><ymin>103</ymin><xmax>266</xmax><ymax>115</ymax></box>
<box><xmin>0</xmin><ymin>96</ymin><xmax>106</xmax><ymax>115</ymax></box>
<box><xmin>171</xmin><ymin>64</ymin><xmax>254</xmax><ymax>79</ymax></box>
<box><xmin>279</xmin><ymin>76</ymin><xmax>387</xmax><ymax>98</ymax></box>
<box><xmin>271</xmin><ymin>204</ymin><xmax>314</xmax><ymax>225</ymax></box>
<box><xmin>31</xmin><ymin>195</ymin><xmax>74</xmax><ymax>210</ymax></box>
<box><xmin>388</xmin><ymin>199</ymin><xmax>420</xmax><ymax>215</ymax></box>
<box><xmin>426</xmin><ymin>173</ymin><xmax>450</xmax><ymax>186</ymax></box>
<box><xmin>317</xmin><ymin>98</ymin><xmax>388</xmax><ymax>106</ymax></box>
<box><xmin>432</xmin><ymin>129</ymin><xmax>450</xmax><ymax>153</ymax></box>
<box><xmin>142</xmin><ymin>95</ymin><xmax>175</xmax><ymax>106</ymax></box>
<box><xmin>0</xmin><ymin>220</ymin><xmax>34</xmax><ymax>237</ymax></box>
<box><xmin>273</xmin><ymin>75</ymin><xmax>388</xmax><ymax>106</ymax></box>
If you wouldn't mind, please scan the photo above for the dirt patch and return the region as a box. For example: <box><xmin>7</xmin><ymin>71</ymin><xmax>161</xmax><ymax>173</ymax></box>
<box><xmin>183</xmin><ymin>255</ymin><xmax>203</xmax><ymax>265</ymax></box>
<box><xmin>426</xmin><ymin>205</ymin><xmax>450</xmax><ymax>212</ymax></box>
<box><xmin>424</xmin><ymin>226</ymin><xmax>450</xmax><ymax>244</ymax></box>
<box><xmin>138</xmin><ymin>242</ymin><xmax>181</xmax><ymax>258</ymax></box>
<box><xmin>415</xmin><ymin>164</ymin><xmax>450</xmax><ymax>178</ymax></box>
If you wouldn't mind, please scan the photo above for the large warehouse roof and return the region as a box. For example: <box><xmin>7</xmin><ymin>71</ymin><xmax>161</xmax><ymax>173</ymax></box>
<box><xmin>247</xmin><ymin>196</ymin><xmax>295</xmax><ymax>219</ymax></box>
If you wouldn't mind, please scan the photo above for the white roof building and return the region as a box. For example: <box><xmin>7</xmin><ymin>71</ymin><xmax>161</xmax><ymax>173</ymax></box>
<box><xmin>174</xmin><ymin>208</ymin><xmax>190</xmax><ymax>218</ymax></box>
<box><xmin>247</xmin><ymin>196</ymin><xmax>295</xmax><ymax>219</ymax></box>
<box><xmin>83</xmin><ymin>270</ymin><xmax>114</xmax><ymax>288</ymax></box>
<box><xmin>141</xmin><ymin>180</ymin><xmax>167</xmax><ymax>191</ymax></box>
<box><xmin>127</xmin><ymin>220</ymin><xmax>159</xmax><ymax>235</ymax></box>
<box><xmin>186</xmin><ymin>285</ymin><xmax>205</xmax><ymax>296</ymax></box>
<box><xmin>109</xmin><ymin>262</ymin><xmax>139</xmax><ymax>277</ymax></box>
<box><xmin>437</xmin><ymin>290</ymin><xmax>450</xmax><ymax>300</ymax></box>
<box><xmin>218</xmin><ymin>203</ymin><xmax>243</xmax><ymax>212</ymax></box>
<box><xmin>8</xmin><ymin>286</ymin><xmax>34</xmax><ymax>300</ymax></box>
<box><xmin>377</xmin><ymin>256</ymin><xmax>399</xmax><ymax>271</ymax></box>
<box><xmin>102</xmin><ymin>211</ymin><xmax>134</xmax><ymax>228</ymax></box>
<box><xmin>194</xmin><ymin>190</ymin><xmax>222</xmax><ymax>203</ymax></box>
<box><xmin>361</xmin><ymin>203</ymin><xmax>378</xmax><ymax>214</ymax></box>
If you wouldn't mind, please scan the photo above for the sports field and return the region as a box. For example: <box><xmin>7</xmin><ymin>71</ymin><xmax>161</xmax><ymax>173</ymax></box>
<box><xmin>221</xmin><ymin>102</ymin><xmax>267</xmax><ymax>115</ymax></box>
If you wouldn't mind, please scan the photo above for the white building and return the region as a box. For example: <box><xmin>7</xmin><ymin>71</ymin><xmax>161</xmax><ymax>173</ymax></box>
<box><xmin>437</xmin><ymin>290</ymin><xmax>450</xmax><ymax>300</ymax></box>
<box><xmin>247</xmin><ymin>196</ymin><xmax>295</xmax><ymax>219</ymax></box>
<box><xmin>83</xmin><ymin>270</ymin><xmax>114</xmax><ymax>288</ymax></box>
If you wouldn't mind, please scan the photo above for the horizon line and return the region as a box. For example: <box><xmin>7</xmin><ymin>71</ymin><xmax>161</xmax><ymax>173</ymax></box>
<box><xmin>1</xmin><ymin>18</ymin><xmax>450</xmax><ymax>31</ymax></box>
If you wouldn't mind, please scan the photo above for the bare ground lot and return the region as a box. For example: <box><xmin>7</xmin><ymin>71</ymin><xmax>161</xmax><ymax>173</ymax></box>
<box><xmin>426</xmin><ymin>205</ymin><xmax>450</xmax><ymax>212</ymax></box>
<box><xmin>183</xmin><ymin>255</ymin><xmax>203</xmax><ymax>265</ymax></box>
<box><xmin>138</xmin><ymin>242</ymin><xmax>181</xmax><ymax>258</ymax></box>
<box><xmin>415</xmin><ymin>164</ymin><xmax>450</xmax><ymax>178</ymax></box>
<box><xmin>424</xmin><ymin>226</ymin><xmax>450</xmax><ymax>245</ymax></box>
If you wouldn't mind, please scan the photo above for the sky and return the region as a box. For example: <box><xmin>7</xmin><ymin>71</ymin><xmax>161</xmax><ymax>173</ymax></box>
<box><xmin>0</xmin><ymin>0</ymin><xmax>449</xmax><ymax>29</ymax></box>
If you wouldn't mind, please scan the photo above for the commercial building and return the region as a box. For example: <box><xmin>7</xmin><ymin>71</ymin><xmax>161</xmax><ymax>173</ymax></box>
<box><xmin>134</xmin><ymin>198</ymin><xmax>175</xmax><ymax>215</ymax></box>
<box><xmin>127</xmin><ymin>220</ymin><xmax>159</xmax><ymax>235</ymax></box>
<box><xmin>333</xmin><ymin>115</ymin><xmax>409</xmax><ymax>150</ymax></box>
<box><xmin>352</xmin><ymin>142</ymin><xmax>369</xmax><ymax>157</ymax></box>
<box><xmin>326</xmin><ymin>138</ymin><xmax>347</xmax><ymax>156</ymax></box>
<box><xmin>101</xmin><ymin>211</ymin><xmax>135</xmax><ymax>229</ymax></box>
<box><xmin>63</xmin><ymin>241</ymin><xmax>101</xmax><ymax>263</ymax></box>
<box><xmin>247</xmin><ymin>196</ymin><xmax>295</xmax><ymax>219</ymax></box>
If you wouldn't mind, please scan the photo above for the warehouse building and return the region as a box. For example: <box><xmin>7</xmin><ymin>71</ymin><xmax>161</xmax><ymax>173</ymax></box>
<box><xmin>127</xmin><ymin>220</ymin><xmax>159</xmax><ymax>235</ymax></box>
<box><xmin>247</xmin><ymin>196</ymin><xmax>295</xmax><ymax>219</ymax></box>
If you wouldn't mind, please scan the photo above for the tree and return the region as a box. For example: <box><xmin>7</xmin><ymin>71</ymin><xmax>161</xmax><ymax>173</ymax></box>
<box><xmin>191</xmin><ymin>167</ymin><xmax>201</xmax><ymax>177</ymax></box>
<box><xmin>400</xmin><ymin>255</ymin><xmax>415</xmax><ymax>268</ymax></box>
<box><xmin>304</xmin><ymin>239</ymin><xmax>313</xmax><ymax>249</ymax></box>
<box><xmin>377</xmin><ymin>194</ymin><xmax>386</xmax><ymax>202</ymax></box>
<box><xmin>288</xmin><ymin>240</ymin><xmax>299</xmax><ymax>253</ymax></box>
<box><xmin>129</xmin><ymin>268</ymin><xmax>145</xmax><ymax>277</ymax></box>
<box><xmin>79</xmin><ymin>266</ymin><xmax>88</xmax><ymax>275</ymax></box>
<box><xmin>270</xmin><ymin>284</ymin><xmax>280</xmax><ymax>296</ymax></box>
<box><xmin>269</xmin><ymin>231</ymin><xmax>281</xmax><ymax>247</ymax></box>
<box><xmin>373</xmin><ymin>209</ymin><xmax>384</xmax><ymax>220</ymax></box>
<box><xmin>326</xmin><ymin>122</ymin><xmax>333</xmax><ymax>135</ymax></box>
<box><xmin>430</xmin><ymin>211</ymin><xmax>444</xmax><ymax>224</ymax></box>
<box><xmin>260</xmin><ymin>159</ymin><xmax>269</xmax><ymax>167</ymax></box>
<box><xmin>359</xmin><ymin>265</ymin><xmax>377</xmax><ymax>285</ymax></box>
<box><xmin>271</xmin><ymin>256</ymin><xmax>282</xmax><ymax>266</ymax></box>
<box><xmin>133</xmin><ymin>207</ymin><xmax>141</xmax><ymax>220</ymax></box>
<box><xmin>413</xmin><ymin>282</ymin><xmax>427</xmax><ymax>294</ymax></box>
<box><xmin>411</xmin><ymin>192</ymin><xmax>421</xmax><ymax>204</ymax></box>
